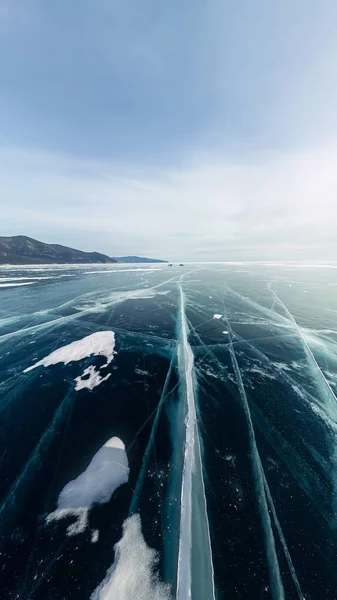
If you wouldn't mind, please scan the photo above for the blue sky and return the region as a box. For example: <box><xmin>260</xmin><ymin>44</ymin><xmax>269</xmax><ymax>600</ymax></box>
<box><xmin>1</xmin><ymin>0</ymin><xmax>337</xmax><ymax>260</ymax></box>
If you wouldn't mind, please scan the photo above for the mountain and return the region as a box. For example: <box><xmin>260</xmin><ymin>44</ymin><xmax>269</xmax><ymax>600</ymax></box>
<box><xmin>0</xmin><ymin>236</ymin><xmax>116</xmax><ymax>265</ymax></box>
<box><xmin>114</xmin><ymin>256</ymin><xmax>167</xmax><ymax>263</ymax></box>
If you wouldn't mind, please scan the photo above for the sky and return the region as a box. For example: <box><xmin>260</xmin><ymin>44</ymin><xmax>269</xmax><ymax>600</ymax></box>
<box><xmin>1</xmin><ymin>0</ymin><xmax>337</xmax><ymax>261</ymax></box>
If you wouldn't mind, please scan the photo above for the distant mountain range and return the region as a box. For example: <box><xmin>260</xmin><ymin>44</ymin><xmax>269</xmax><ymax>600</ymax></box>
<box><xmin>0</xmin><ymin>236</ymin><xmax>116</xmax><ymax>264</ymax></box>
<box><xmin>114</xmin><ymin>256</ymin><xmax>167</xmax><ymax>263</ymax></box>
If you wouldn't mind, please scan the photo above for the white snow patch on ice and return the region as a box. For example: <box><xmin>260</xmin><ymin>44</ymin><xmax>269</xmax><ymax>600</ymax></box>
<box><xmin>0</xmin><ymin>276</ymin><xmax>53</xmax><ymax>281</ymax></box>
<box><xmin>85</xmin><ymin>268</ymin><xmax>164</xmax><ymax>274</ymax></box>
<box><xmin>91</xmin><ymin>530</ymin><xmax>100</xmax><ymax>543</ymax></box>
<box><xmin>135</xmin><ymin>368</ymin><xmax>149</xmax><ymax>376</ymax></box>
<box><xmin>46</xmin><ymin>437</ymin><xmax>129</xmax><ymax>537</ymax></box>
<box><xmin>213</xmin><ymin>314</ymin><xmax>222</xmax><ymax>319</ymax></box>
<box><xmin>90</xmin><ymin>513</ymin><xmax>171</xmax><ymax>600</ymax></box>
<box><xmin>0</xmin><ymin>282</ymin><xmax>36</xmax><ymax>288</ymax></box>
<box><xmin>74</xmin><ymin>302</ymin><xmax>107</xmax><ymax>313</ymax></box>
<box><xmin>75</xmin><ymin>365</ymin><xmax>111</xmax><ymax>391</ymax></box>
<box><xmin>104</xmin><ymin>437</ymin><xmax>125</xmax><ymax>450</ymax></box>
<box><xmin>46</xmin><ymin>507</ymin><xmax>89</xmax><ymax>536</ymax></box>
<box><xmin>275</xmin><ymin>362</ymin><xmax>292</xmax><ymax>372</ymax></box>
<box><xmin>24</xmin><ymin>331</ymin><xmax>116</xmax><ymax>373</ymax></box>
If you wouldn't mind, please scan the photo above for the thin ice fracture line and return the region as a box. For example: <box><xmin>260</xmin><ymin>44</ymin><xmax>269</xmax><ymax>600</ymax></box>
<box><xmin>0</xmin><ymin>390</ymin><xmax>75</xmax><ymax>524</ymax></box>
<box><xmin>263</xmin><ymin>474</ymin><xmax>306</xmax><ymax>600</ymax></box>
<box><xmin>188</xmin><ymin>312</ymin><xmax>337</xmax><ymax>432</ymax></box>
<box><xmin>223</xmin><ymin>306</ymin><xmax>285</xmax><ymax>600</ymax></box>
<box><xmin>0</xmin><ymin>269</ymin><xmax>200</xmax><ymax>345</ymax></box>
<box><xmin>268</xmin><ymin>284</ymin><xmax>337</xmax><ymax>403</ymax></box>
<box><xmin>128</xmin><ymin>353</ymin><xmax>176</xmax><ymax>515</ymax></box>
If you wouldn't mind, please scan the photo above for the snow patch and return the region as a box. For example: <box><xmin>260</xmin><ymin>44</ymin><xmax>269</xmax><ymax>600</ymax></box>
<box><xmin>24</xmin><ymin>331</ymin><xmax>116</xmax><ymax>373</ymax></box>
<box><xmin>0</xmin><ymin>276</ymin><xmax>53</xmax><ymax>281</ymax></box>
<box><xmin>46</xmin><ymin>437</ymin><xmax>129</xmax><ymax>536</ymax></box>
<box><xmin>91</xmin><ymin>530</ymin><xmax>100</xmax><ymax>543</ymax></box>
<box><xmin>75</xmin><ymin>365</ymin><xmax>111</xmax><ymax>391</ymax></box>
<box><xmin>0</xmin><ymin>282</ymin><xmax>36</xmax><ymax>288</ymax></box>
<box><xmin>46</xmin><ymin>507</ymin><xmax>89</xmax><ymax>536</ymax></box>
<box><xmin>85</xmin><ymin>268</ymin><xmax>164</xmax><ymax>274</ymax></box>
<box><xmin>90</xmin><ymin>514</ymin><xmax>171</xmax><ymax>600</ymax></box>
<box><xmin>135</xmin><ymin>368</ymin><xmax>149</xmax><ymax>376</ymax></box>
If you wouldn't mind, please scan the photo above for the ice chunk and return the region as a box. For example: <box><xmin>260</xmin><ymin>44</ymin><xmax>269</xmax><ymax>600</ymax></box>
<box><xmin>46</xmin><ymin>437</ymin><xmax>129</xmax><ymax>536</ymax></box>
<box><xmin>24</xmin><ymin>331</ymin><xmax>116</xmax><ymax>373</ymax></box>
<box><xmin>90</xmin><ymin>514</ymin><xmax>171</xmax><ymax>600</ymax></box>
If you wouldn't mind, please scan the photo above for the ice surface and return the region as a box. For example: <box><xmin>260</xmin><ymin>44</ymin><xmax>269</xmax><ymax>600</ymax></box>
<box><xmin>24</xmin><ymin>331</ymin><xmax>116</xmax><ymax>373</ymax></box>
<box><xmin>90</xmin><ymin>514</ymin><xmax>171</xmax><ymax>600</ymax></box>
<box><xmin>3</xmin><ymin>263</ymin><xmax>337</xmax><ymax>599</ymax></box>
<box><xmin>226</xmin><ymin>319</ymin><xmax>285</xmax><ymax>600</ymax></box>
<box><xmin>47</xmin><ymin>437</ymin><xmax>129</xmax><ymax>536</ymax></box>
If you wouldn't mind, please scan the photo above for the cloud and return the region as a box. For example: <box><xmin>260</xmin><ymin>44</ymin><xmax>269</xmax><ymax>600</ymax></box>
<box><xmin>1</xmin><ymin>144</ymin><xmax>337</xmax><ymax>260</ymax></box>
<box><xmin>1</xmin><ymin>2</ymin><xmax>337</xmax><ymax>260</ymax></box>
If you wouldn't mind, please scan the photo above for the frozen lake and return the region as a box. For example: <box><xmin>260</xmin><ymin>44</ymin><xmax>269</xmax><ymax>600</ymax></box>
<box><xmin>1</xmin><ymin>262</ymin><xmax>337</xmax><ymax>599</ymax></box>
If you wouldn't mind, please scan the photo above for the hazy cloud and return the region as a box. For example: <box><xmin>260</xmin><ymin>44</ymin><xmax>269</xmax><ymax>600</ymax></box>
<box><xmin>2</xmin><ymin>144</ymin><xmax>337</xmax><ymax>260</ymax></box>
<box><xmin>1</xmin><ymin>1</ymin><xmax>337</xmax><ymax>259</ymax></box>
